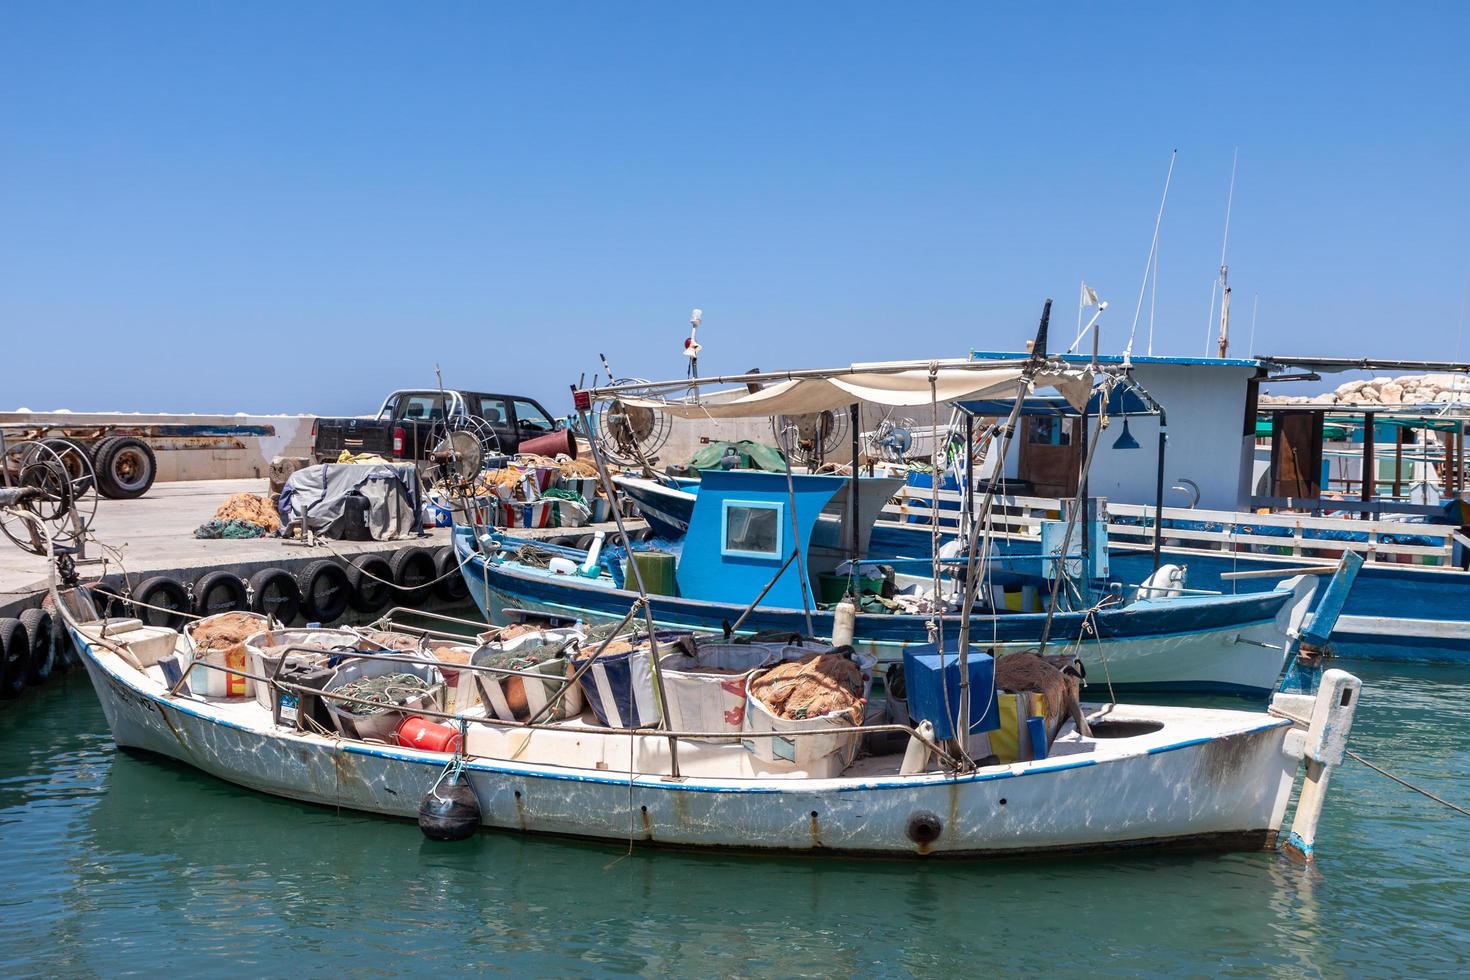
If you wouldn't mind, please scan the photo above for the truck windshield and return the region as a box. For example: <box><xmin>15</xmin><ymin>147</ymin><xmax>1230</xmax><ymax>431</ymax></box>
<box><xmin>396</xmin><ymin>394</ymin><xmax>447</xmax><ymax>421</ymax></box>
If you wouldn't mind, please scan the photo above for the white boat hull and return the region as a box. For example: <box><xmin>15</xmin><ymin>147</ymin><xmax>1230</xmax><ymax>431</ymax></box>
<box><xmin>77</xmin><ymin>627</ymin><xmax>1304</xmax><ymax>857</ymax></box>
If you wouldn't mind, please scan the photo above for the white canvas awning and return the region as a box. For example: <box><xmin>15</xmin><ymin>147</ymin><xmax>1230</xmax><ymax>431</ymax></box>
<box><xmin>618</xmin><ymin>363</ymin><xmax>1095</xmax><ymax>419</ymax></box>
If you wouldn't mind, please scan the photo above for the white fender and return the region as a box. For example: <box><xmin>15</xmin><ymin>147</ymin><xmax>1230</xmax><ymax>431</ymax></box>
<box><xmin>1135</xmin><ymin>563</ymin><xmax>1186</xmax><ymax>600</ymax></box>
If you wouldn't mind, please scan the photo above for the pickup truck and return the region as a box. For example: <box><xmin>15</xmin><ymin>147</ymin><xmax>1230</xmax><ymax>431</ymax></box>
<box><xmin>311</xmin><ymin>389</ymin><xmax>567</xmax><ymax>464</ymax></box>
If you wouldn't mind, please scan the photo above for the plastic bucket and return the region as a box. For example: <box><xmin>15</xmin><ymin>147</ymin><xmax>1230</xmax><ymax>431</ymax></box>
<box><xmin>658</xmin><ymin>643</ymin><xmax>787</xmax><ymax>738</ymax></box>
<box><xmin>185</xmin><ymin>612</ymin><xmax>268</xmax><ymax>699</ymax></box>
<box><xmin>324</xmin><ymin>656</ymin><xmax>442</xmax><ymax>742</ymax></box>
<box><xmin>470</xmin><ymin>627</ymin><xmax>584</xmax><ymax>721</ymax></box>
<box><xmin>244</xmin><ymin>628</ymin><xmax>359</xmax><ymax>708</ymax></box>
<box><xmin>740</xmin><ymin>651</ymin><xmax>877</xmax><ymax>777</ymax></box>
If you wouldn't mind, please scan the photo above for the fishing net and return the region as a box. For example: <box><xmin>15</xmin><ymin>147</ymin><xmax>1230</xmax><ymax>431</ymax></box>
<box><xmin>334</xmin><ymin>672</ymin><xmax>433</xmax><ymax>715</ymax></box>
<box><xmin>749</xmin><ymin>653</ymin><xmax>865</xmax><ymax>723</ymax></box>
<box><xmin>194</xmin><ymin>518</ymin><xmax>269</xmax><ymax>539</ymax></box>
<box><xmin>359</xmin><ymin>629</ymin><xmax>422</xmax><ymax>652</ymax></box>
<box><xmin>189</xmin><ymin>612</ymin><xmax>264</xmax><ymax>655</ymax></box>
<box><xmin>212</xmin><ymin>493</ymin><xmax>281</xmax><ymax>533</ymax></box>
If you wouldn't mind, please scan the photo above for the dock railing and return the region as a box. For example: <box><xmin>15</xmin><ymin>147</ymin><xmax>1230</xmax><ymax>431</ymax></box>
<box><xmin>882</xmin><ymin>484</ymin><xmax>1460</xmax><ymax>567</ymax></box>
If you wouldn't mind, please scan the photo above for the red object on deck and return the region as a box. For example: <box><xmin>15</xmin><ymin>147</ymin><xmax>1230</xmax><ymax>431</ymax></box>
<box><xmin>520</xmin><ymin>429</ymin><xmax>577</xmax><ymax>459</ymax></box>
<box><xmin>395</xmin><ymin>716</ymin><xmax>462</xmax><ymax>753</ymax></box>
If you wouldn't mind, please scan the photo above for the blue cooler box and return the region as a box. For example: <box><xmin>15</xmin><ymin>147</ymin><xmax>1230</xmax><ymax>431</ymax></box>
<box><xmin>901</xmin><ymin>644</ymin><xmax>999</xmax><ymax>740</ymax></box>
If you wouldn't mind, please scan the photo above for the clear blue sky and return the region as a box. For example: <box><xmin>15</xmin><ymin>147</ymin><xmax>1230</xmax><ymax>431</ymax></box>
<box><xmin>3</xmin><ymin>2</ymin><xmax>1467</xmax><ymax>415</ymax></box>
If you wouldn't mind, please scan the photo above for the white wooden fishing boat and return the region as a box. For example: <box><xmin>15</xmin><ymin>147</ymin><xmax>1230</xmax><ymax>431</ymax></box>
<box><xmin>64</xmin><ymin>596</ymin><xmax>1361</xmax><ymax>860</ymax></box>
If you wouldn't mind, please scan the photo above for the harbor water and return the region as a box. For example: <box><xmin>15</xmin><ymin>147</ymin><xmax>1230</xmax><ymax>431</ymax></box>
<box><xmin>2</xmin><ymin>658</ymin><xmax>1467</xmax><ymax>976</ymax></box>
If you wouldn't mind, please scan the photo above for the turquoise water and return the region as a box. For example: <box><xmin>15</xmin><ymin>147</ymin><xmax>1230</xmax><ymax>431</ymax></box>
<box><xmin>2</xmin><ymin>660</ymin><xmax>1468</xmax><ymax>977</ymax></box>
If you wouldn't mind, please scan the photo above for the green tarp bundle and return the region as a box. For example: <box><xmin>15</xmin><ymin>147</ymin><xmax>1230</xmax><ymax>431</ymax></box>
<box><xmin>686</xmin><ymin>440</ymin><xmax>788</xmax><ymax>472</ymax></box>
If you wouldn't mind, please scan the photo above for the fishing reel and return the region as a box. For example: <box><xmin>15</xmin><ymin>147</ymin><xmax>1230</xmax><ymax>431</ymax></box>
<box><xmin>0</xmin><ymin>437</ymin><xmax>100</xmax><ymax>562</ymax></box>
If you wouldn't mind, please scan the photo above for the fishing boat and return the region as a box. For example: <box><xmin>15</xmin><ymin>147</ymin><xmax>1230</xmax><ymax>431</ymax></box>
<box><xmin>58</xmin><ymin>587</ymin><xmax>1361</xmax><ymax>860</ymax></box>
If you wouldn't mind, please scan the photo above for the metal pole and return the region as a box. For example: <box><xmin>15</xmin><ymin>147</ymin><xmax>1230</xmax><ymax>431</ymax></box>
<box><xmin>1361</xmin><ymin>411</ymin><xmax>1376</xmax><ymax>506</ymax></box>
<box><xmin>849</xmin><ymin>403</ymin><xmax>861</xmax><ymax>583</ymax></box>
<box><xmin>777</xmin><ymin>423</ymin><xmax>816</xmax><ymax>636</ymax></box>
<box><xmin>1153</xmin><ymin>409</ymin><xmax>1168</xmax><ymax>573</ymax></box>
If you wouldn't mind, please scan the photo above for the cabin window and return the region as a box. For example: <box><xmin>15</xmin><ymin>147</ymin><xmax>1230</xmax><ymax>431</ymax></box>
<box><xmin>721</xmin><ymin>501</ymin><xmax>783</xmax><ymax>559</ymax></box>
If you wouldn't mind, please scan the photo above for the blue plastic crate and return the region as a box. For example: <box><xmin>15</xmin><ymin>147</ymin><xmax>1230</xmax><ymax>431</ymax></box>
<box><xmin>901</xmin><ymin>644</ymin><xmax>998</xmax><ymax>740</ymax></box>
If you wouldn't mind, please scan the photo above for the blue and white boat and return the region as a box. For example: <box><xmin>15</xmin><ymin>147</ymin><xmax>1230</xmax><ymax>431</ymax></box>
<box><xmin>460</xmin><ymin>469</ymin><xmax>1332</xmax><ymax>698</ymax></box>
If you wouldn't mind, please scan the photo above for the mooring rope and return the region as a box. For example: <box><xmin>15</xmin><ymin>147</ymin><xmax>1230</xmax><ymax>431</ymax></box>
<box><xmin>1347</xmin><ymin>749</ymin><xmax>1470</xmax><ymax>818</ymax></box>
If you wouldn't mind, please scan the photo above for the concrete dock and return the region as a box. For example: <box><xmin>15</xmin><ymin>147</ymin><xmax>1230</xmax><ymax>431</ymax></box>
<box><xmin>0</xmin><ymin>477</ymin><xmax>641</xmax><ymax>617</ymax></box>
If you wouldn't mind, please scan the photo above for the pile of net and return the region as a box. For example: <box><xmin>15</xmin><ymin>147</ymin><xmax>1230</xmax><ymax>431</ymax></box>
<box><xmin>334</xmin><ymin>673</ymin><xmax>433</xmax><ymax>715</ymax></box>
<box><xmin>194</xmin><ymin>492</ymin><xmax>281</xmax><ymax>538</ymax></box>
<box><xmin>479</xmin><ymin>637</ymin><xmax>574</xmax><ymax>672</ymax></box>
<box><xmin>188</xmin><ymin>612</ymin><xmax>264</xmax><ymax>658</ymax></box>
<box><xmin>359</xmin><ymin>629</ymin><xmax>422</xmax><ymax>652</ymax></box>
<box><xmin>748</xmin><ymin>653</ymin><xmax>866</xmax><ymax>723</ymax></box>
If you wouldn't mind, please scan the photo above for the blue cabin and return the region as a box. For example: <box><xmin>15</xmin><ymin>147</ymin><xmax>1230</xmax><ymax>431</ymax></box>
<box><xmin>674</xmin><ymin>471</ymin><xmax>904</xmax><ymax>606</ymax></box>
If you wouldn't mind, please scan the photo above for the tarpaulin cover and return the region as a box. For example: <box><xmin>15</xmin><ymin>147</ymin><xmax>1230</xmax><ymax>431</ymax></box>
<box><xmin>621</xmin><ymin>364</ymin><xmax>1095</xmax><ymax>419</ymax></box>
<box><xmin>277</xmin><ymin>463</ymin><xmax>423</xmax><ymax>540</ymax></box>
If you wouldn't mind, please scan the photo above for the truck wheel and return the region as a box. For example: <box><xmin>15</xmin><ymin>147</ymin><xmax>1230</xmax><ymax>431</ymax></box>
<box><xmin>41</xmin><ymin>438</ymin><xmax>97</xmax><ymax>496</ymax></box>
<box><xmin>94</xmin><ymin>437</ymin><xmax>157</xmax><ymax>499</ymax></box>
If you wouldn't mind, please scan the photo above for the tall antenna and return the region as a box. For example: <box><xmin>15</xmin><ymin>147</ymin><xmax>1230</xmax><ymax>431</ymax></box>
<box><xmin>1124</xmin><ymin>148</ymin><xmax>1177</xmax><ymax>363</ymax></box>
<box><xmin>1215</xmin><ymin>149</ymin><xmax>1239</xmax><ymax>358</ymax></box>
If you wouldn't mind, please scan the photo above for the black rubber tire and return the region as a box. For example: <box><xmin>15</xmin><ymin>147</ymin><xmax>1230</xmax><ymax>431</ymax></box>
<box><xmin>41</xmin><ymin>438</ymin><xmax>96</xmax><ymax>496</ymax></box>
<box><xmin>191</xmin><ymin>570</ymin><xmax>249</xmax><ymax>618</ymax></box>
<box><xmin>348</xmin><ymin>554</ymin><xmax>395</xmax><ymax>614</ymax></box>
<box><xmin>134</xmin><ymin>575</ymin><xmax>191</xmax><ymax>629</ymax></box>
<box><xmin>19</xmin><ymin>608</ymin><xmax>54</xmax><ymax>686</ymax></box>
<box><xmin>0</xmin><ymin>617</ymin><xmax>29</xmax><ymax>699</ymax></box>
<box><xmin>39</xmin><ymin>593</ymin><xmax>78</xmax><ymax>672</ymax></box>
<box><xmin>249</xmin><ymin>567</ymin><xmax>301</xmax><ymax>624</ymax></box>
<box><xmin>295</xmin><ymin>559</ymin><xmax>351</xmax><ymax>624</ymax></box>
<box><xmin>433</xmin><ymin>545</ymin><xmax>470</xmax><ymax>602</ymax></box>
<box><xmin>389</xmin><ymin>547</ymin><xmax>436</xmax><ymax>606</ymax></box>
<box><xmin>87</xmin><ymin>577</ymin><xmax>130</xmax><ymax>619</ymax></box>
<box><xmin>94</xmin><ymin>436</ymin><xmax>158</xmax><ymax>500</ymax></box>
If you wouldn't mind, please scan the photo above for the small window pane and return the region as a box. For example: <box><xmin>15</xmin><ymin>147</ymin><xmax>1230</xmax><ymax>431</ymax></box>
<box><xmin>513</xmin><ymin>400</ymin><xmax>555</xmax><ymax>433</ymax></box>
<box><xmin>397</xmin><ymin>394</ymin><xmax>445</xmax><ymax>421</ymax></box>
<box><xmin>725</xmin><ymin>505</ymin><xmax>779</xmax><ymax>556</ymax></box>
<box><xmin>478</xmin><ymin>397</ymin><xmax>509</xmax><ymax>426</ymax></box>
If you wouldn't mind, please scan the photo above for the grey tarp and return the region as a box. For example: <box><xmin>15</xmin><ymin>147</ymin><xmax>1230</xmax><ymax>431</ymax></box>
<box><xmin>277</xmin><ymin>463</ymin><xmax>423</xmax><ymax>540</ymax></box>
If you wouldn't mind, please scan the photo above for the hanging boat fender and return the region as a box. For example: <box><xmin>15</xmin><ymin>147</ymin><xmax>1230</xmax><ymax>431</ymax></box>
<box><xmin>418</xmin><ymin>766</ymin><xmax>482</xmax><ymax>842</ymax></box>
<box><xmin>831</xmin><ymin>600</ymin><xmax>856</xmax><ymax>647</ymax></box>
<box><xmin>1134</xmin><ymin>563</ymin><xmax>1185</xmax><ymax>600</ymax></box>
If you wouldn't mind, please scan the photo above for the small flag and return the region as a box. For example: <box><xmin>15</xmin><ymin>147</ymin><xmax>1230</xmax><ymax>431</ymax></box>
<box><xmin>1080</xmin><ymin>282</ymin><xmax>1099</xmax><ymax>307</ymax></box>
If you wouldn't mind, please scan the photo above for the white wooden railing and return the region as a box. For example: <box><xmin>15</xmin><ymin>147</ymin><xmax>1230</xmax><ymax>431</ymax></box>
<box><xmin>880</xmin><ymin>485</ymin><xmax>1459</xmax><ymax>566</ymax></box>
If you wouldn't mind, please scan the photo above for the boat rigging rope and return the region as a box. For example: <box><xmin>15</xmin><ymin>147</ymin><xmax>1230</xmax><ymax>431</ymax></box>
<box><xmin>1347</xmin><ymin>749</ymin><xmax>1470</xmax><ymax>819</ymax></box>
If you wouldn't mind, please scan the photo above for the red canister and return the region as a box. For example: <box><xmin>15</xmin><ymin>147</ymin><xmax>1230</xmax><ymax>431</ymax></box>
<box><xmin>395</xmin><ymin>716</ymin><xmax>463</xmax><ymax>753</ymax></box>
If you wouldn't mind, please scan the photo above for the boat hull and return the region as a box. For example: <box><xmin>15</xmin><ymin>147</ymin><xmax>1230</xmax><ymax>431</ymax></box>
<box><xmin>75</xmin><ymin>628</ymin><xmax>1298</xmax><ymax>857</ymax></box>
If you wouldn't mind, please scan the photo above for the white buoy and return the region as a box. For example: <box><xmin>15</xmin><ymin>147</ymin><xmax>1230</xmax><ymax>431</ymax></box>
<box><xmin>901</xmin><ymin>720</ymin><xmax>936</xmax><ymax>775</ymax></box>
<box><xmin>832</xmin><ymin>600</ymin><xmax>856</xmax><ymax>648</ymax></box>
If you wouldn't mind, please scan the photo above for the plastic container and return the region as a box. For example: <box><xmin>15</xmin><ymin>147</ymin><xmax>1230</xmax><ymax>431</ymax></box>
<box><xmin>628</xmin><ymin>551</ymin><xmax>677</xmax><ymax>596</ymax></box>
<box><xmin>244</xmin><ymin>628</ymin><xmax>360</xmax><ymax>708</ymax></box>
<box><xmin>740</xmin><ymin>651</ymin><xmax>878</xmax><ymax>777</ymax></box>
<box><xmin>396</xmin><ymin>715</ymin><xmax>463</xmax><ymax>753</ymax></box>
<box><xmin>324</xmin><ymin>656</ymin><xmax>442</xmax><ymax>742</ymax></box>
<box><xmin>575</xmin><ymin>633</ymin><xmax>694</xmax><ymax>729</ymax></box>
<box><xmin>901</xmin><ymin>644</ymin><xmax>999</xmax><ymax>741</ymax></box>
<box><xmin>112</xmin><ymin>625</ymin><xmax>180</xmax><ymax>669</ymax></box>
<box><xmin>658</xmin><ymin>643</ymin><xmax>786</xmax><ymax>738</ymax></box>
<box><xmin>185</xmin><ymin>612</ymin><xmax>268</xmax><ymax>699</ymax></box>
<box><xmin>423</xmin><ymin>640</ymin><xmax>476</xmax><ymax>713</ymax></box>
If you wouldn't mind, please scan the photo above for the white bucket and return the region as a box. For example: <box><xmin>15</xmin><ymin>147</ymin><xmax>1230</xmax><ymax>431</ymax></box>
<box><xmin>658</xmin><ymin>643</ymin><xmax>787</xmax><ymax>738</ymax></box>
<box><xmin>740</xmin><ymin>651</ymin><xmax>877</xmax><ymax>778</ymax></box>
<box><xmin>244</xmin><ymin>628</ymin><xmax>360</xmax><ymax>708</ymax></box>
<box><xmin>185</xmin><ymin>612</ymin><xmax>268</xmax><ymax>699</ymax></box>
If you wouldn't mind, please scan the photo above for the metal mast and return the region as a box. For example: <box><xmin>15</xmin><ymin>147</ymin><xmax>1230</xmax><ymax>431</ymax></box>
<box><xmin>1215</xmin><ymin>150</ymin><xmax>1238</xmax><ymax>358</ymax></box>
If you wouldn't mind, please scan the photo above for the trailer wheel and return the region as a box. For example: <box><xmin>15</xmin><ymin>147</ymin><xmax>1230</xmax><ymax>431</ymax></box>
<box><xmin>40</xmin><ymin>438</ymin><xmax>97</xmax><ymax>496</ymax></box>
<box><xmin>94</xmin><ymin>437</ymin><xmax>157</xmax><ymax>499</ymax></box>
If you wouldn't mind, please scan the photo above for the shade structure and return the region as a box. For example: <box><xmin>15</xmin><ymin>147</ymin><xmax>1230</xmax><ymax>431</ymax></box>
<box><xmin>618</xmin><ymin>363</ymin><xmax>1095</xmax><ymax>419</ymax></box>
